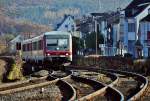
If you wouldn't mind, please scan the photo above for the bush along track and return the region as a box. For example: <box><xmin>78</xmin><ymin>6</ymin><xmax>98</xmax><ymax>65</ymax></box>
<box><xmin>1</xmin><ymin>57</ymin><xmax>25</xmax><ymax>82</ymax></box>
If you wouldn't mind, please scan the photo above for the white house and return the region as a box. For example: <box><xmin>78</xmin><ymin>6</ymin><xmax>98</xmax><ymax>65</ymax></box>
<box><xmin>9</xmin><ymin>35</ymin><xmax>23</xmax><ymax>53</ymax></box>
<box><xmin>120</xmin><ymin>0</ymin><xmax>150</xmax><ymax>58</ymax></box>
<box><xmin>56</xmin><ymin>15</ymin><xmax>80</xmax><ymax>38</ymax></box>
<box><xmin>140</xmin><ymin>14</ymin><xmax>150</xmax><ymax>57</ymax></box>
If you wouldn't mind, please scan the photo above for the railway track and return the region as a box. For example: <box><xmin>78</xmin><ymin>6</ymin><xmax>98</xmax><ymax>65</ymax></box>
<box><xmin>100</xmin><ymin>68</ymin><xmax>148</xmax><ymax>101</ymax></box>
<box><xmin>134</xmin><ymin>76</ymin><xmax>150</xmax><ymax>101</ymax></box>
<box><xmin>72</xmin><ymin>70</ymin><xmax>113</xmax><ymax>85</ymax></box>
<box><xmin>69</xmin><ymin>70</ymin><xmax>123</xmax><ymax>101</ymax></box>
<box><xmin>66</xmin><ymin>65</ymin><xmax>148</xmax><ymax>101</ymax></box>
<box><xmin>0</xmin><ymin>70</ymin><xmax>75</xmax><ymax>101</ymax></box>
<box><xmin>0</xmin><ymin>76</ymin><xmax>53</xmax><ymax>93</ymax></box>
<box><xmin>113</xmin><ymin>73</ymin><xmax>138</xmax><ymax>100</ymax></box>
<box><xmin>0</xmin><ymin>79</ymin><xmax>75</xmax><ymax>101</ymax></box>
<box><xmin>0</xmin><ymin>70</ymin><xmax>71</xmax><ymax>94</ymax></box>
<box><xmin>50</xmin><ymin>70</ymin><xmax>71</xmax><ymax>78</ymax></box>
<box><xmin>64</xmin><ymin>76</ymin><xmax>99</xmax><ymax>99</ymax></box>
<box><xmin>0</xmin><ymin>63</ymin><xmax>148</xmax><ymax>101</ymax></box>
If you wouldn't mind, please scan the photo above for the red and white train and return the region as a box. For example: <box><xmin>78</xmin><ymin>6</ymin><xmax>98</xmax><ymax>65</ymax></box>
<box><xmin>22</xmin><ymin>31</ymin><xmax>72</xmax><ymax>64</ymax></box>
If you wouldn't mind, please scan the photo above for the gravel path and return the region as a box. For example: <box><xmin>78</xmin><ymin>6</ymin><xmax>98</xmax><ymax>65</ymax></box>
<box><xmin>77</xmin><ymin>71</ymin><xmax>112</xmax><ymax>84</ymax></box>
<box><xmin>139</xmin><ymin>76</ymin><xmax>150</xmax><ymax>101</ymax></box>
<box><xmin>65</xmin><ymin>78</ymin><xmax>95</xmax><ymax>99</ymax></box>
<box><xmin>51</xmin><ymin>71</ymin><xmax>68</xmax><ymax>78</ymax></box>
<box><xmin>113</xmin><ymin>74</ymin><xmax>138</xmax><ymax>100</ymax></box>
<box><xmin>0</xmin><ymin>83</ymin><xmax>62</xmax><ymax>101</ymax></box>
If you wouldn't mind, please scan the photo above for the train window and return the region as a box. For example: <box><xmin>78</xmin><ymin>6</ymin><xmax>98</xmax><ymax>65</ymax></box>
<box><xmin>38</xmin><ymin>40</ymin><xmax>42</xmax><ymax>50</ymax></box>
<box><xmin>27</xmin><ymin>44</ymin><xmax>30</xmax><ymax>51</ymax></box>
<box><xmin>35</xmin><ymin>42</ymin><xmax>37</xmax><ymax>50</ymax></box>
<box><xmin>58</xmin><ymin>39</ymin><xmax>68</xmax><ymax>46</ymax></box>
<box><xmin>32</xmin><ymin>42</ymin><xmax>34</xmax><ymax>50</ymax></box>
<box><xmin>46</xmin><ymin>38</ymin><xmax>69</xmax><ymax>50</ymax></box>
<box><xmin>46</xmin><ymin>39</ymin><xmax>58</xmax><ymax>46</ymax></box>
<box><xmin>41</xmin><ymin>40</ymin><xmax>43</xmax><ymax>49</ymax></box>
<box><xmin>16</xmin><ymin>42</ymin><xmax>21</xmax><ymax>50</ymax></box>
<box><xmin>29</xmin><ymin>43</ymin><xmax>32</xmax><ymax>51</ymax></box>
<box><xmin>24</xmin><ymin>44</ymin><xmax>27</xmax><ymax>51</ymax></box>
<box><xmin>32</xmin><ymin>42</ymin><xmax>36</xmax><ymax>50</ymax></box>
<box><xmin>23</xmin><ymin>44</ymin><xmax>25</xmax><ymax>51</ymax></box>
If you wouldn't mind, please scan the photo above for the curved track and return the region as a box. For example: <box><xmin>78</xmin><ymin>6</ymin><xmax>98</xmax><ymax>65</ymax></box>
<box><xmin>0</xmin><ymin>76</ymin><xmax>53</xmax><ymax>93</ymax></box>
<box><xmin>0</xmin><ymin>79</ymin><xmax>75</xmax><ymax>101</ymax></box>
<box><xmin>100</xmin><ymin>68</ymin><xmax>148</xmax><ymax>101</ymax></box>
<box><xmin>66</xmin><ymin>65</ymin><xmax>148</xmax><ymax>101</ymax></box>
<box><xmin>0</xmin><ymin>70</ymin><xmax>74</xmax><ymax>101</ymax></box>
<box><xmin>0</xmin><ymin>62</ymin><xmax>148</xmax><ymax>101</ymax></box>
<box><xmin>70</xmin><ymin>70</ymin><xmax>124</xmax><ymax>101</ymax></box>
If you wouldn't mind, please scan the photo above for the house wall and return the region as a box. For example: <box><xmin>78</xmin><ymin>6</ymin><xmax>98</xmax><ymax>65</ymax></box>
<box><xmin>135</xmin><ymin>5</ymin><xmax>150</xmax><ymax>34</ymax></box>
<box><xmin>9</xmin><ymin>35</ymin><xmax>23</xmax><ymax>53</ymax></box>
<box><xmin>140</xmin><ymin>21</ymin><xmax>150</xmax><ymax>57</ymax></box>
<box><xmin>57</xmin><ymin>16</ymin><xmax>76</xmax><ymax>32</ymax></box>
<box><xmin>120</xmin><ymin>5</ymin><xmax>150</xmax><ymax>58</ymax></box>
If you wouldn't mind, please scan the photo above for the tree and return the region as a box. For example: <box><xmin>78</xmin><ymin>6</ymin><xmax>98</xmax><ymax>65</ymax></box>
<box><xmin>2</xmin><ymin>34</ymin><xmax>15</xmax><ymax>46</ymax></box>
<box><xmin>85</xmin><ymin>32</ymin><xmax>104</xmax><ymax>50</ymax></box>
<box><xmin>72</xmin><ymin>37</ymin><xmax>84</xmax><ymax>55</ymax></box>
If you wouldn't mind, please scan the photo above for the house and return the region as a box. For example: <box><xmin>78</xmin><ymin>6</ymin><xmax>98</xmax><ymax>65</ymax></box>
<box><xmin>56</xmin><ymin>15</ymin><xmax>80</xmax><ymax>38</ymax></box>
<box><xmin>78</xmin><ymin>12</ymin><xmax>120</xmax><ymax>56</ymax></box>
<box><xmin>120</xmin><ymin>0</ymin><xmax>150</xmax><ymax>58</ymax></box>
<box><xmin>140</xmin><ymin>14</ymin><xmax>150</xmax><ymax>57</ymax></box>
<box><xmin>9</xmin><ymin>35</ymin><xmax>23</xmax><ymax>53</ymax></box>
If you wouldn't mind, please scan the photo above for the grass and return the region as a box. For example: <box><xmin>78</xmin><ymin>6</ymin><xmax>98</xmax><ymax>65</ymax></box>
<box><xmin>7</xmin><ymin>60</ymin><xmax>25</xmax><ymax>81</ymax></box>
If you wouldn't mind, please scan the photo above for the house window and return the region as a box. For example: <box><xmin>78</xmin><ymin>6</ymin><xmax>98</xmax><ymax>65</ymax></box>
<box><xmin>148</xmin><ymin>48</ymin><xmax>150</xmax><ymax>57</ymax></box>
<box><xmin>147</xmin><ymin>31</ymin><xmax>150</xmax><ymax>46</ymax></box>
<box><xmin>128</xmin><ymin>23</ymin><xmax>135</xmax><ymax>32</ymax></box>
<box><xmin>65</xmin><ymin>25</ymin><xmax>68</xmax><ymax>28</ymax></box>
<box><xmin>71</xmin><ymin>25</ymin><xmax>75</xmax><ymax>31</ymax></box>
<box><xmin>148</xmin><ymin>8</ymin><xmax>150</xmax><ymax>14</ymax></box>
<box><xmin>147</xmin><ymin>31</ymin><xmax>150</xmax><ymax>40</ymax></box>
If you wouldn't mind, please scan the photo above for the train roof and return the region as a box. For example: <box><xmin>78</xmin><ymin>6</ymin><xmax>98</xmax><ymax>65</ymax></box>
<box><xmin>22</xmin><ymin>31</ymin><xmax>71</xmax><ymax>44</ymax></box>
<box><xmin>44</xmin><ymin>31</ymin><xmax>71</xmax><ymax>36</ymax></box>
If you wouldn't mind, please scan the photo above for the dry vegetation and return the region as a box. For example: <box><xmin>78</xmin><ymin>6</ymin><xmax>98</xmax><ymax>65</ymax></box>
<box><xmin>0</xmin><ymin>12</ymin><xmax>51</xmax><ymax>35</ymax></box>
<box><xmin>0</xmin><ymin>59</ymin><xmax>6</xmax><ymax>83</ymax></box>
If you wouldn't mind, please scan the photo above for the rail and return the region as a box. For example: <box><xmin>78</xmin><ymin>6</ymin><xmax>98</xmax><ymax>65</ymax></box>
<box><xmin>100</xmin><ymin>68</ymin><xmax>148</xmax><ymax>101</ymax></box>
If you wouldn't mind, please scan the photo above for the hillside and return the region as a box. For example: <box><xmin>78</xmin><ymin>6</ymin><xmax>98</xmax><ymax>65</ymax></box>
<box><xmin>0</xmin><ymin>0</ymin><xmax>132</xmax><ymax>27</ymax></box>
<box><xmin>0</xmin><ymin>8</ymin><xmax>51</xmax><ymax>35</ymax></box>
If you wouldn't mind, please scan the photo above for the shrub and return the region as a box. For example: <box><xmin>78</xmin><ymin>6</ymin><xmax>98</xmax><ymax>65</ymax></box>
<box><xmin>124</xmin><ymin>53</ymin><xmax>133</xmax><ymax>58</ymax></box>
<box><xmin>7</xmin><ymin>61</ymin><xmax>25</xmax><ymax>81</ymax></box>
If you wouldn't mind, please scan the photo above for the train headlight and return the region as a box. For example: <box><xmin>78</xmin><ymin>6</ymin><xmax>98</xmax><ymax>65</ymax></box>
<box><xmin>47</xmin><ymin>53</ymin><xmax>50</xmax><ymax>56</ymax></box>
<box><xmin>66</xmin><ymin>53</ymin><xmax>69</xmax><ymax>56</ymax></box>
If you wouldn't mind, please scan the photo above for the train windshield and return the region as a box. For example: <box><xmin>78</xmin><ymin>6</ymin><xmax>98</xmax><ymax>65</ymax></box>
<box><xmin>46</xmin><ymin>35</ymin><xmax>69</xmax><ymax>50</ymax></box>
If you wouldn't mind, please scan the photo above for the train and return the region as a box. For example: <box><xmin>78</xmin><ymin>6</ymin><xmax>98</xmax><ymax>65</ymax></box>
<box><xmin>22</xmin><ymin>31</ymin><xmax>73</xmax><ymax>65</ymax></box>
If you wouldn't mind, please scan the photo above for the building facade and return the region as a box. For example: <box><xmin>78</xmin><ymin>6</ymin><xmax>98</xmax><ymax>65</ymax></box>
<box><xmin>140</xmin><ymin>14</ymin><xmax>150</xmax><ymax>57</ymax></box>
<box><xmin>78</xmin><ymin>12</ymin><xmax>120</xmax><ymax>56</ymax></box>
<box><xmin>120</xmin><ymin>0</ymin><xmax>150</xmax><ymax>58</ymax></box>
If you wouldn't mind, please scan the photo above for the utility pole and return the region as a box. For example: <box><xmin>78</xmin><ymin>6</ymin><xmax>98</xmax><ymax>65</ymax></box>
<box><xmin>95</xmin><ymin>17</ymin><xmax>98</xmax><ymax>55</ymax></box>
<box><xmin>98</xmin><ymin>0</ymin><xmax>102</xmax><ymax>12</ymax></box>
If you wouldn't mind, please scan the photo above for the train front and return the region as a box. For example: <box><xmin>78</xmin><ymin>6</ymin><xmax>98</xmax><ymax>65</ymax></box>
<box><xmin>44</xmin><ymin>32</ymin><xmax>72</xmax><ymax>65</ymax></box>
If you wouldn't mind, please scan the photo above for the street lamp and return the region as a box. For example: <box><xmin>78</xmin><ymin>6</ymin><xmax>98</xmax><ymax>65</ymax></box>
<box><xmin>107</xmin><ymin>27</ymin><xmax>111</xmax><ymax>56</ymax></box>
